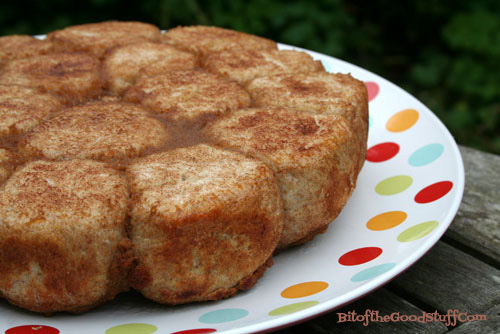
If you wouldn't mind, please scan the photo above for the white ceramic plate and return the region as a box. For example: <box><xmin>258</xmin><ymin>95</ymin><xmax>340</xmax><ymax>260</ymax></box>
<box><xmin>0</xmin><ymin>44</ymin><xmax>465</xmax><ymax>334</ymax></box>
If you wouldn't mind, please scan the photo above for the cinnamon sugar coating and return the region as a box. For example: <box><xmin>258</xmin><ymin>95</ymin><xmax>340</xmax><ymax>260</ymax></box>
<box><xmin>0</xmin><ymin>159</ymin><xmax>131</xmax><ymax>313</ymax></box>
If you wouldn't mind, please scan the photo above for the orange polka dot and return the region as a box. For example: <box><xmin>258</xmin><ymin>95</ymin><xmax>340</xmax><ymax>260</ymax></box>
<box><xmin>281</xmin><ymin>281</ymin><xmax>329</xmax><ymax>299</ymax></box>
<box><xmin>386</xmin><ymin>109</ymin><xmax>419</xmax><ymax>132</ymax></box>
<box><xmin>367</xmin><ymin>211</ymin><xmax>407</xmax><ymax>231</ymax></box>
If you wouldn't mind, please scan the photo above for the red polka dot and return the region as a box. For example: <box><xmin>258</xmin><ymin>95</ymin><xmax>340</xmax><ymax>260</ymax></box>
<box><xmin>415</xmin><ymin>181</ymin><xmax>453</xmax><ymax>204</ymax></box>
<box><xmin>366</xmin><ymin>142</ymin><xmax>399</xmax><ymax>162</ymax></box>
<box><xmin>365</xmin><ymin>81</ymin><xmax>380</xmax><ymax>102</ymax></box>
<box><xmin>6</xmin><ymin>325</ymin><xmax>59</xmax><ymax>334</ymax></box>
<box><xmin>338</xmin><ymin>247</ymin><xmax>383</xmax><ymax>266</ymax></box>
<box><xmin>170</xmin><ymin>329</ymin><xmax>217</xmax><ymax>334</ymax></box>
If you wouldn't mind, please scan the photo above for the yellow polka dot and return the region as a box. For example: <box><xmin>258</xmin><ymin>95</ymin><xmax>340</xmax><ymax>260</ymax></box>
<box><xmin>367</xmin><ymin>211</ymin><xmax>407</xmax><ymax>231</ymax></box>
<box><xmin>386</xmin><ymin>109</ymin><xmax>419</xmax><ymax>132</ymax></box>
<box><xmin>281</xmin><ymin>281</ymin><xmax>328</xmax><ymax>299</ymax></box>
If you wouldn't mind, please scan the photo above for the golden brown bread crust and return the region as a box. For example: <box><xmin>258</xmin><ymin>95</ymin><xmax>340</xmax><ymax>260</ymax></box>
<box><xmin>204</xmin><ymin>107</ymin><xmax>358</xmax><ymax>249</ymax></box>
<box><xmin>102</xmin><ymin>42</ymin><xmax>198</xmax><ymax>94</ymax></box>
<box><xmin>123</xmin><ymin>70</ymin><xmax>251</xmax><ymax>123</ymax></box>
<box><xmin>162</xmin><ymin>25</ymin><xmax>277</xmax><ymax>56</ymax></box>
<box><xmin>203</xmin><ymin>49</ymin><xmax>324</xmax><ymax>84</ymax></box>
<box><xmin>0</xmin><ymin>160</ymin><xmax>131</xmax><ymax>313</ymax></box>
<box><xmin>47</xmin><ymin>21</ymin><xmax>161</xmax><ymax>58</ymax></box>
<box><xmin>246</xmin><ymin>72</ymin><xmax>369</xmax><ymax>174</ymax></box>
<box><xmin>0</xmin><ymin>84</ymin><xmax>64</xmax><ymax>138</ymax></box>
<box><xmin>0</xmin><ymin>53</ymin><xmax>103</xmax><ymax>104</ymax></box>
<box><xmin>18</xmin><ymin>101</ymin><xmax>169</xmax><ymax>162</ymax></box>
<box><xmin>0</xmin><ymin>22</ymin><xmax>369</xmax><ymax>313</ymax></box>
<box><xmin>0</xmin><ymin>35</ymin><xmax>54</xmax><ymax>67</ymax></box>
<box><xmin>126</xmin><ymin>144</ymin><xmax>284</xmax><ymax>304</ymax></box>
<box><xmin>0</xmin><ymin>148</ymin><xmax>14</xmax><ymax>184</ymax></box>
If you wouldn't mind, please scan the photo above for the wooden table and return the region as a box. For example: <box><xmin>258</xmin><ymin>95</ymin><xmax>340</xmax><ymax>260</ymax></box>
<box><xmin>275</xmin><ymin>146</ymin><xmax>500</xmax><ymax>334</ymax></box>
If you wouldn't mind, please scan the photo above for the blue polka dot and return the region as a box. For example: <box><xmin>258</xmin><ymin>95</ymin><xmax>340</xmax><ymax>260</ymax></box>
<box><xmin>350</xmin><ymin>263</ymin><xmax>396</xmax><ymax>282</ymax></box>
<box><xmin>321</xmin><ymin>60</ymin><xmax>332</xmax><ymax>73</ymax></box>
<box><xmin>409</xmin><ymin>143</ymin><xmax>444</xmax><ymax>167</ymax></box>
<box><xmin>198</xmin><ymin>308</ymin><xmax>249</xmax><ymax>324</ymax></box>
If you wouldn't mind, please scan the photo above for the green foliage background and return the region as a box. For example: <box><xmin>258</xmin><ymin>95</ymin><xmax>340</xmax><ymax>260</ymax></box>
<box><xmin>1</xmin><ymin>0</ymin><xmax>499</xmax><ymax>154</ymax></box>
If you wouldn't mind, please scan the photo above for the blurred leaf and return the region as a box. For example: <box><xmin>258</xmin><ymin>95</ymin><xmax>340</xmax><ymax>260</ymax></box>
<box><xmin>446</xmin><ymin>56</ymin><xmax>499</xmax><ymax>101</ymax></box>
<box><xmin>443</xmin><ymin>10</ymin><xmax>500</xmax><ymax>56</ymax></box>
<box><xmin>410</xmin><ymin>50</ymin><xmax>448</xmax><ymax>87</ymax></box>
<box><xmin>0</xmin><ymin>0</ymin><xmax>498</xmax><ymax>155</ymax></box>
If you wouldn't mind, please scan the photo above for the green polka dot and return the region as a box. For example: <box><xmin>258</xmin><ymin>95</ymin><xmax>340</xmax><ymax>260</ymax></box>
<box><xmin>105</xmin><ymin>323</ymin><xmax>157</xmax><ymax>334</ymax></box>
<box><xmin>268</xmin><ymin>301</ymin><xmax>319</xmax><ymax>316</ymax></box>
<box><xmin>397</xmin><ymin>221</ymin><xmax>439</xmax><ymax>242</ymax></box>
<box><xmin>375</xmin><ymin>175</ymin><xmax>413</xmax><ymax>195</ymax></box>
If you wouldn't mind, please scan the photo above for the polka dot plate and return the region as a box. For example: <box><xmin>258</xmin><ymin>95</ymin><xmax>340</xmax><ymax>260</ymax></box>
<box><xmin>0</xmin><ymin>44</ymin><xmax>465</xmax><ymax>334</ymax></box>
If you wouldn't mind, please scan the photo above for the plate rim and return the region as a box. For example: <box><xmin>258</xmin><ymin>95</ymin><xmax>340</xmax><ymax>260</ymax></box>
<box><xmin>216</xmin><ymin>43</ymin><xmax>466</xmax><ymax>334</ymax></box>
<box><xmin>0</xmin><ymin>41</ymin><xmax>465</xmax><ymax>334</ymax></box>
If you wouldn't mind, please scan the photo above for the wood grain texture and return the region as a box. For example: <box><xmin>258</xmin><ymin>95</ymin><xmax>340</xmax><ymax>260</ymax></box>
<box><xmin>447</xmin><ymin>304</ymin><xmax>500</xmax><ymax>333</ymax></box>
<box><xmin>445</xmin><ymin>146</ymin><xmax>500</xmax><ymax>264</ymax></box>
<box><xmin>388</xmin><ymin>241</ymin><xmax>500</xmax><ymax>315</ymax></box>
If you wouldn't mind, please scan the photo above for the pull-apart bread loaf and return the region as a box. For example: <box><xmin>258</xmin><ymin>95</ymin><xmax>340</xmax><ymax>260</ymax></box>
<box><xmin>203</xmin><ymin>49</ymin><xmax>324</xmax><ymax>84</ymax></box>
<box><xmin>204</xmin><ymin>108</ymin><xmax>358</xmax><ymax>249</ymax></box>
<box><xmin>0</xmin><ymin>21</ymin><xmax>368</xmax><ymax>314</ymax></box>
<box><xmin>161</xmin><ymin>25</ymin><xmax>277</xmax><ymax>56</ymax></box>
<box><xmin>47</xmin><ymin>21</ymin><xmax>161</xmax><ymax>58</ymax></box>
<box><xmin>127</xmin><ymin>144</ymin><xmax>283</xmax><ymax>304</ymax></box>
<box><xmin>0</xmin><ymin>53</ymin><xmax>102</xmax><ymax>104</ymax></box>
<box><xmin>246</xmin><ymin>72</ymin><xmax>368</xmax><ymax>175</ymax></box>
<box><xmin>102</xmin><ymin>42</ymin><xmax>198</xmax><ymax>94</ymax></box>
<box><xmin>18</xmin><ymin>101</ymin><xmax>169</xmax><ymax>163</ymax></box>
<box><xmin>0</xmin><ymin>84</ymin><xmax>63</xmax><ymax>138</ymax></box>
<box><xmin>0</xmin><ymin>35</ymin><xmax>54</xmax><ymax>67</ymax></box>
<box><xmin>0</xmin><ymin>160</ymin><xmax>131</xmax><ymax>313</ymax></box>
<box><xmin>123</xmin><ymin>70</ymin><xmax>251</xmax><ymax>123</ymax></box>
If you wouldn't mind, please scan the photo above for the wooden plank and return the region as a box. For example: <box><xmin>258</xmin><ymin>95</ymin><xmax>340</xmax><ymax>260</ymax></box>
<box><xmin>388</xmin><ymin>241</ymin><xmax>500</xmax><ymax>315</ymax></box>
<box><xmin>447</xmin><ymin>304</ymin><xmax>500</xmax><ymax>334</ymax></box>
<box><xmin>445</xmin><ymin>146</ymin><xmax>500</xmax><ymax>264</ymax></box>
<box><xmin>276</xmin><ymin>288</ymin><xmax>447</xmax><ymax>334</ymax></box>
